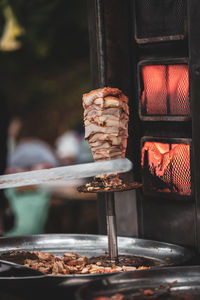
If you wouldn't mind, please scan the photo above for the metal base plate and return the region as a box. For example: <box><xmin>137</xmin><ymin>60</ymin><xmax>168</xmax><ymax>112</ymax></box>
<box><xmin>77</xmin><ymin>266</ymin><xmax>200</xmax><ymax>300</ymax></box>
<box><xmin>0</xmin><ymin>234</ymin><xmax>195</xmax><ymax>287</ymax></box>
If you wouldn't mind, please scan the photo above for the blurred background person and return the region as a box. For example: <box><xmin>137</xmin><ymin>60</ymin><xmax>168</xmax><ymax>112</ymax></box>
<box><xmin>55</xmin><ymin>130</ymin><xmax>81</xmax><ymax>166</ymax></box>
<box><xmin>5</xmin><ymin>139</ymin><xmax>59</xmax><ymax>236</ymax></box>
<box><xmin>55</xmin><ymin>129</ymin><xmax>93</xmax><ymax>166</ymax></box>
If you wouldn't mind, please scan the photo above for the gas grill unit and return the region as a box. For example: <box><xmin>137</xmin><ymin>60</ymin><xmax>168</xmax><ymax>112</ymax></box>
<box><xmin>87</xmin><ymin>0</ymin><xmax>200</xmax><ymax>251</ymax></box>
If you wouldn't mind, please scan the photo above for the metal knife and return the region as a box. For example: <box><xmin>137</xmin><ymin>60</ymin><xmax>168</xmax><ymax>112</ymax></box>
<box><xmin>0</xmin><ymin>158</ymin><xmax>132</xmax><ymax>189</ymax></box>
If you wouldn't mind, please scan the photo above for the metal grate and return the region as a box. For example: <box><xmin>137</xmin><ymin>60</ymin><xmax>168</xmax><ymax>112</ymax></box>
<box><xmin>141</xmin><ymin>140</ymin><xmax>191</xmax><ymax>197</ymax></box>
<box><xmin>135</xmin><ymin>0</ymin><xmax>187</xmax><ymax>43</ymax></box>
<box><xmin>139</xmin><ymin>63</ymin><xmax>190</xmax><ymax>120</ymax></box>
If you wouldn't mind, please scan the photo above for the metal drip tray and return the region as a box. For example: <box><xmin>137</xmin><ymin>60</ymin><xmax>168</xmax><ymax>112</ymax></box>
<box><xmin>0</xmin><ymin>234</ymin><xmax>195</xmax><ymax>288</ymax></box>
<box><xmin>77</xmin><ymin>266</ymin><xmax>200</xmax><ymax>300</ymax></box>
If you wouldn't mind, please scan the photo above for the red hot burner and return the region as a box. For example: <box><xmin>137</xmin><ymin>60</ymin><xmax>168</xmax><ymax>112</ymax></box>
<box><xmin>138</xmin><ymin>59</ymin><xmax>190</xmax><ymax>121</ymax></box>
<box><xmin>141</xmin><ymin>138</ymin><xmax>192</xmax><ymax>198</ymax></box>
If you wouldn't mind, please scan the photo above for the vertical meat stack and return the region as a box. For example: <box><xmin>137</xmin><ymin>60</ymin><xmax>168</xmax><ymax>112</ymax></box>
<box><xmin>83</xmin><ymin>87</ymin><xmax>129</xmax><ymax>186</ymax></box>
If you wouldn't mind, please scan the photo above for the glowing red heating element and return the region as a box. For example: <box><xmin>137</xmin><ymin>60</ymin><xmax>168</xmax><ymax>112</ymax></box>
<box><xmin>141</xmin><ymin>142</ymin><xmax>191</xmax><ymax>196</ymax></box>
<box><xmin>141</xmin><ymin>65</ymin><xmax>189</xmax><ymax>116</ymax></box>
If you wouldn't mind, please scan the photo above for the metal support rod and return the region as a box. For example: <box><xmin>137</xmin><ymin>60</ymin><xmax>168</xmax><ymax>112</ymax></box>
<box><xmin>105</xmin><ymin>192</ymin><xmax>118</xmax><ymax>262</ymax></box>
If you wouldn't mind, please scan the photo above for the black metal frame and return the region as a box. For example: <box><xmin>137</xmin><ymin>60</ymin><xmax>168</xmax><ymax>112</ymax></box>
<box><xmin>87</xmin><ymin>0</ymin><xmax>138</xmax><ymax>236</ymax></box>
<box><xmin>188</xmin><ymin>0</ymin><xmax>200</xmax><ymax>251</ymax></box>
<box><xmin>87</xmin><ymin>0</ymin><xmax>106</xmax><ymax>88</ymax></box>
<box><xmin>133</xmin><ymin>0</ymin><xmax>187</xmax><ymax>44</ymax></box>
<box><xmin>87</xmin><ymin>0</ymin><xmax>200</xmax><ymax>251</ymax></box>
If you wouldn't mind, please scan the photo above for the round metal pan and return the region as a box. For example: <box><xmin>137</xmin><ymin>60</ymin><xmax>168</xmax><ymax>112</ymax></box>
<box><xmin>0</xmin><ymin>234</ymin><xmax>195</xmax><ymax>288</ymax></box>
<box><xmin>77</xmin><ymin>266</ymin><xmax>200</xmax><ymax>300</ymax></box>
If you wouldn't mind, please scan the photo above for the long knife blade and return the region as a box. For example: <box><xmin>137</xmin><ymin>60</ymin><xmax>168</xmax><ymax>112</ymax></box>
<box><xmin>0</xmin><ymin>158</ymin><xmax>132</xmax><ymax>190</ymax></box>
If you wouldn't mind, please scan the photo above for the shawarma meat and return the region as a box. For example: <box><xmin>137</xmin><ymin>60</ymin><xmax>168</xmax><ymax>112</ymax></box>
<box><xmin>82</xmin><ymin>87</ymin><xmax>129</xmax><ymax>186</ymax></box>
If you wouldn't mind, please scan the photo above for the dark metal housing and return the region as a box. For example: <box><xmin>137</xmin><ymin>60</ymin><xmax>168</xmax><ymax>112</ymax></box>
<box><xmin>87</xmin><ymin>0</ymin><xmax>200</xmax><ymax>251</ymax></box>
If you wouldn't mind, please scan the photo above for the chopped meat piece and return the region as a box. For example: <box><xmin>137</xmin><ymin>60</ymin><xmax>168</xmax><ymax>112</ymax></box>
<box><xmin>143</xmin><ymin>289</ymin><xmax>154</xmax><ymax>296</ymax></box>
<box><xmin>2</xmin><ymin>251</ymin><xmax>153</xmax><ymax>276</ymax></box>
<box><xmin>33</xmin><ymin>251</ymin><xmax>53</xmax><ymax>261</ymax></box>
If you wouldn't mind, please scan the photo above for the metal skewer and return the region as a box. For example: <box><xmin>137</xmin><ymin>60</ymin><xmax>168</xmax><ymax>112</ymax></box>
<box><xmin>0</xmin><ymin>158</ymin><xmax>133</xmax><ymax>190</ymax></box>
<box><xmin>105</xmin><ymin>192</ymin><xmax>118</xmax><ymax>262</ymax></box>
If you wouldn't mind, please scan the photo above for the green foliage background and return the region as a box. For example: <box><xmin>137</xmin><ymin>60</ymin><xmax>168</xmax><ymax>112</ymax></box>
<box><xmin>0</xmin><ymin>0</ymin><xmax>91</xmax><ymax>144</ymax></box>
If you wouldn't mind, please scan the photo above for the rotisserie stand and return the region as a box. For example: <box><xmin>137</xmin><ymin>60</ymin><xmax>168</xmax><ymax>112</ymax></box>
<box><xmin>1</xmin><ymin>0</ymin><xmax>200</xmax><ymax>299</ymax></box>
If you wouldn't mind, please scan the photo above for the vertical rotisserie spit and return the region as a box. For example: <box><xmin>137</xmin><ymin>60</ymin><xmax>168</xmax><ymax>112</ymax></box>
<box><xmin>83</xmin><ymin>87</ymin><xmax>129</xmax><ymax>187</ymax></box>
<box><xmin>82</xmin><ymin>87</ymin><xmax>130</xmax><ymax>262</ymax></box>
